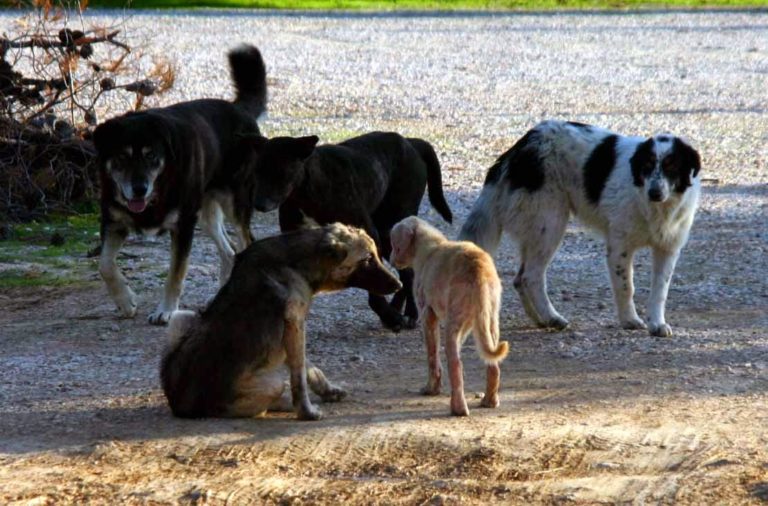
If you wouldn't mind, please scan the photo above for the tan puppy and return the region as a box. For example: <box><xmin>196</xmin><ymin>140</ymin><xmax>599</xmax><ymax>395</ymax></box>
<box><xmin>390</xmin><ymin>216</ymin><xmax>509</xmax><ymax>416</ymax></box>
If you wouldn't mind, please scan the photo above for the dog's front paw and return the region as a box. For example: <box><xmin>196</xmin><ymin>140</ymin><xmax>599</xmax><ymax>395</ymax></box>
<box><xmin>148</xmin><ymin>309</ymin><xmax>174</xmax><ymax>326</ymax></box>
<box><xmin>539</xmin><ymin>315</ymin><xmax>569</xmax><ymax>331</ymax></box>
<box><xmin>321</xmin><ymin>385</ymin><xmax>347</xmax><ymax>403</ymax></box>
<box><xmin>649</xmin><ymin>322</ymin><xmax>672</xmax><ymax>337</ymax></box>
<box><xmin>297</xmin><ymin>404</ymin><xmax>323</xmax><ymax>421</ymax></box>
<box><xmin>621</xmin><ymin>317</ymin><xmax>647</xmax><ymax>330</ymax></box>
<box><xmin>114</xmin><ymin>288</ymin><xmax>138</xmax><ymax>318</ymax></box>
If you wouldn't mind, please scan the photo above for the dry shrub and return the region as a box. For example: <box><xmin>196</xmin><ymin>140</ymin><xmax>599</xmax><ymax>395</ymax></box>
<box><xmin>0</xmin><ymin>0</ymin><xmax>175</xmax><ymax>221</ymax></box>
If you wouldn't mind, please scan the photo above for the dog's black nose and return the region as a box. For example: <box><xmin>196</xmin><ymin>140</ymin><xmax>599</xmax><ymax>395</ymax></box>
<box><xmin>132</xmin><ymin>181</ymin><xmax>149</xmax><ymax>198</ymax></box>
<box><xmin>648</xmin><ymin>188</ymin><xmax>664</xmax><ymax>202</ymax></box>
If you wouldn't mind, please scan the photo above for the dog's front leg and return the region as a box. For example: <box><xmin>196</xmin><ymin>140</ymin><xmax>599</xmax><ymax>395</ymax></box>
<box><xmin>647</xmin><ymin>247</ymin><xmax>679</xmax><ymax>337</ymax></box>
<box><xmin>606</xmin><ymin>239</ymin><xmax>645</xmax><ymax>330</ymax></box>
<box><xmin>149</xmin><ymin>221</ymin><xmax>195</xmax><ymax>325</ymax></box>
<box><xmin>284</xmin><ymin>318</ymin><xmax>322</xmax><ymax>420</ymax></box>
<box><xmin>99</xmin><ymin>225</ymin><xmax>137</xmax><ymax>318</ymax></box>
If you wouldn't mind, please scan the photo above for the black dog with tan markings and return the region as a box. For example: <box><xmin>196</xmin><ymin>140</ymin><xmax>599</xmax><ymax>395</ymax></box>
<box><xmin>242</xmin><ymin>131</ymin><xmax>453</xmax><ymax>332</ymax></box>
<box><xmin>160</xmin><ymin>224</ymin><xmax>402</xmax><ymax>420</ymax></box>
<box><xmin>94</xmin><ymin>44</ymin><xmax>267</xmax><ymax>325</ymax></box>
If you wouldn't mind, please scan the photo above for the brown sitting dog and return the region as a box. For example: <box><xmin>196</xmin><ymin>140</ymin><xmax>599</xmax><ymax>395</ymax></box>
<box><xmin>390</xmin><ymin>216</ymin><xmax>509</xmax><ymax>416</ymax></box>
<box><xmin>161</xmin><ymin>223</ymin><xmax>401</xmax><ymax>421</ymax></box>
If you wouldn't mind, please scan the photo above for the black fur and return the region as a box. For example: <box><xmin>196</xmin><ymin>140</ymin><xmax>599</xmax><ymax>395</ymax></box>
<box><xmin>246</xmin><ymin>131</ymin><xmax>453</xmax><ymax>332</ymax></box>
<box><xmin>668</xmin><ymin>138</ymin><xmax>702</xmax><ymax>193</ymax></box>
<box><xmin>94</xmin><ymin>44</ymin><xmax>268</xmax><ymax>323</ymax></box>
<box><xmin>485</xmin><ymin>130</ymin><xmax>545</xmax><ymax>192</ymax></box>
<box><xmin>630</xmin><ymin>138</ymin><xmax>656</xmax><ymax>187</ymax></box>
<box><xmin>582</xmin><ymin>134</ymin><xmax>618</xmax><ymax>204</ymax></box>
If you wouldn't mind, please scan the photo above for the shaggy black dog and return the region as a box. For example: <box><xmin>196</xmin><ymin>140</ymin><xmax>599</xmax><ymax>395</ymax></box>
<box><xmin>94</xmin><ymin>44</ymin><xmax>267</xmax><ymax>325</ymax></box>
<box><xmin>242</xmin><ymin>131</ymin><xmax>453</xmax><ymax>331</ymax></box>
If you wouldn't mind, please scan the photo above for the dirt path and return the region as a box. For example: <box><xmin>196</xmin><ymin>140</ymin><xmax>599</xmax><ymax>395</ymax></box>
<box><xmin>2</xmin><ymin>182</ymin><xmax>767</xmax><ymax>504</ymax></box>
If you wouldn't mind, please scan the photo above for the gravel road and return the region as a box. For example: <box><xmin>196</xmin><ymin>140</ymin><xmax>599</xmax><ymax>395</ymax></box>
<box><xmin>1</xmin><ymin>8</ymin><xmax>767</xmax><ymax>504</ymax></box>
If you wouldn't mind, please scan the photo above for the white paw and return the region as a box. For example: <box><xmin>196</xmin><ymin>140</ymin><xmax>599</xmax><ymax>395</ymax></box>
<box><xmin>148</xmin><ymin>307</ymin><xmax>175</xmax><ymax>325</ymax></box>
<box><xmin>621</xmin><ymin>316</ymin><xmax>647</xmax><ymax>330</ymax></box>
<box><xmin>114</xmin><ymin>288</ymin><xmax>138</xmax><ymax>318</ymax></box>
<box><xmin>649</xmin><ymin>322</ymin><xmax>672</xmax><ymax>337</ymax></box>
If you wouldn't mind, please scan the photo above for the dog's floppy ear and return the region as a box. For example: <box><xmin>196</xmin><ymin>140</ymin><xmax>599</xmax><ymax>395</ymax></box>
<box><xmin>629</xmin><ymin>138</ymin><xmax>655</xmax><ymax>187</ymax></box>
<box><xmin>673</xmin><ymin>138</ymin><xmax>701</xmax><ymax>178</ymax></box>
<box><xmin>318</xmin><ymin>229</ymin><xmax>349</xmax><ymax>263</ymax></box>
<box><xmin>241</xmin><ymin>134</ymin><xmax>269</xmax><ymax>152</ymax></box>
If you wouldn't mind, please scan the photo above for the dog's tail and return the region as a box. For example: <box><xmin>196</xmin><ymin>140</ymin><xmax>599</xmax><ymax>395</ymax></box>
<box><xmin>472</xmin><ymin>285</ymin><xmax>509</xmax><ymax>364</ymax></box>
<box><xmin>228</xmin><ymin>44</ymin><xmax>267</xmax><ymax>118</ymax></box>
<box><xmin>407</xmin><ymin>137</ymin><xmax>453</xmax><ymax>224</ymax></box>
<box><xmin>458</xmin><ymin>178</ymin><xmax>503</xmax><ymax>255</ymax></box>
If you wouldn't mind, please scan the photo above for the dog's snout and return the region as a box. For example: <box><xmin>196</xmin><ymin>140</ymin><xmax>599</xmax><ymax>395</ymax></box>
<box><xmin>648</xmin><ymin>187</ymin><xmax>664</xmax><ymax>202</ymax></box>
<box><xmin>132</xmin><ymin>180</ymin><xmax>149</xmax><ymax>198</ymax></box>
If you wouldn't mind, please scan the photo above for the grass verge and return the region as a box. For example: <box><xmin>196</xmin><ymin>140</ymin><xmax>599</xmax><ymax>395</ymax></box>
<box><xmin>0</xmin><ymin>214</ymin><xmax>100</xmax><ymax>289</ymax></box>
<box><xmin>86</xmin><ymin>0</ymin><xmax>768</xmax><ymax>9</ymax></box>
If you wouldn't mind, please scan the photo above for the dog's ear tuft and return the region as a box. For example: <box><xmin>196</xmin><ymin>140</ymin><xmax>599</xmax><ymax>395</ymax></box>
<box><xmin>294</xmin><ymin>135</ymin><xmax>319</xmax><ymax>160</ymax></box>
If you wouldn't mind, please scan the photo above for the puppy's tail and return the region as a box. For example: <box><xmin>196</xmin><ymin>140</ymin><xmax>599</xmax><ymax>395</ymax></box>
<box><xmin>408</xmin><ymin>137</ymin><xmax>453</xmax><ymax>224</ymax></box>
<box><xmin>458</xmin><ymin>179</ymin><xmax>503</xmax><ymax>256</ymax></box>
<box><xmin>229</xmin><ymin>44</ymin><xmax>267</xmax><ymax>118</ymax></box>
<box><xmin>473</xmin><ymin>287</ymin><xmax>509</xmax><ymax>364</ymax></box>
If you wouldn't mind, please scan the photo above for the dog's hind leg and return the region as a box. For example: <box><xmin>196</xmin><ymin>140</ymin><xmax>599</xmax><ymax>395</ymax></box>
<box><xmin>227</xmin><ymin>367</ymin><xmax>286</xmax><ymax>418</ymax></box>
<box><xmin>149</xmin><ymin>220</ymin><xmax>195</xmax><ymax>325</ymax></box>
<box><xmin>99</xmin><ymin>225</ymin><xmax>137</xmax><ymax>318</ymax></box>
<box><xmin>647</xmin><ymin>247</ymin><xmax>679</xmax><ymax>337</ymax></box>
<box><xmin>420</xmin><ymin>306</ymin><xmax>442</xmax><ymax>396</ymax></box>
<box><xmin>307</xmin><ymin>363</ymin><xmax>347</xmax><ymax>403</ymax></box>
<box><xmin>445</xmin><ymin>320</ymin><xmax>470</xmax><ymax>417</ymax></box>
<box><xmin>512</xmin><ymin>207</ymin><xmax>569</xmax><ymax>330</ymax></box>
<box><xmin>201</xmin><ymin>197</ymin><xmax>236</xmax><ymax>286</ymax></box>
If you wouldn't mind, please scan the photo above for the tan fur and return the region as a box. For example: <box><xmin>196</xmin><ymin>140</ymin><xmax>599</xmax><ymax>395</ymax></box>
<box><xmin>161</xmin><ymin>223</ymin><xmax>401</xmax><ymax>420</ymax></box>
<box><xmin>390</xmin><ymin>216</ymin><xmax>509</xmax><ymax>416</ymax></box>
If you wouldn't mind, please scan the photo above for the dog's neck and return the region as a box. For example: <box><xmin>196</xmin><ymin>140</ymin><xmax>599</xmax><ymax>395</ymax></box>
<box><xmin>412</xmin><ymin>231</ymin><xmax>447</xmax><ymax>269</ymax></box>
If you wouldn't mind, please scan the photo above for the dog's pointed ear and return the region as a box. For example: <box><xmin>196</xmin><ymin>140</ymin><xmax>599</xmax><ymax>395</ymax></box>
<box><xmin>242</xmin><ymin>134</ymin><xmax>269</xmax><ymax>152</ymax></box>
<box><xmin>293</xmin><ymin>135</ymin><xmax>319</xmax><ymax>160</ymax></box>
<box><xmin>92</xmin><ymin>120</ymin><xmax>120</xmax><ymax>152</ymax></box>
<box><xmin>674</xmin><ymin>138</ymin><xmax>701</xmax><ymax>178</ymax></box>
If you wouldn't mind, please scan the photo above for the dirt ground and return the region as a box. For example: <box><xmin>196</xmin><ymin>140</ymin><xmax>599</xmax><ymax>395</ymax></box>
<box><xmin>2</xmin><ymin>8</ymin><xmax>768</xmax><ymax>506</ymax></box>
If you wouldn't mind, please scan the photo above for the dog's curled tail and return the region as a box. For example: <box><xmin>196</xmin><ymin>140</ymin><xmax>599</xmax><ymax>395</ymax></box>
<box><xmin>458</xmin><ymin>181</ymin><xmax>503</xmax><ymax>256</ymax></box>
<box><xmin>228</xmin><ymin>44</ymin><xmax>267</xmax><ymax>118</ymax></box>
<box><xmin>473</xmin><ymin>289</ymin><xmax>509</xmax><ymax>364</ymax></box>
<box><xmin>407</xmin><ymin>137</ymin><xmax>453</xmax><ymax>224</ymax></box>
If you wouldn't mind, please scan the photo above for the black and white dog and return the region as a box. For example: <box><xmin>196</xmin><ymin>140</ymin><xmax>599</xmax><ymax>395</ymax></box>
<box><xmin>94</xmin><ymin>44</ymin><xmax>267</xmax><ymax>325</ymax></box>
<box><xmin>459</xmin><ymin>120</ymin><xmax>701</xmax><ymax>337</ymax></box>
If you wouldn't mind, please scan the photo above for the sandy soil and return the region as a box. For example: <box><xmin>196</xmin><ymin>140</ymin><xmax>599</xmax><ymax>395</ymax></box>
<box><xmin>1</xmin><ymin>9</ymin><xmax>767</xmax><ymax>505</ymax></box>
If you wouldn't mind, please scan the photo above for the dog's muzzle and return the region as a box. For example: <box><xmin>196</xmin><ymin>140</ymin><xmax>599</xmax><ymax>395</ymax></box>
<box><xmin>348</xmin><ymin>262</ymin><xmax>402</xmax><ymax>295</ymax></box>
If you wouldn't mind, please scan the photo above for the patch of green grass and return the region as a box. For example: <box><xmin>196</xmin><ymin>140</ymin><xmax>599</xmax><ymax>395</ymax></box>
<box><xmin>86</xmin><ymin>0</ymin><xmax>768</xmax><ymax>9</ymax></box>
<box><xmin>0</xmin><ymin>268</ymin><xmax>81</xmax><ymax>288</ymax></box>
<box><xmin>0</xmin><ymin>214</ymin><xmax>100</xmax><ymax>289</ymax></box>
